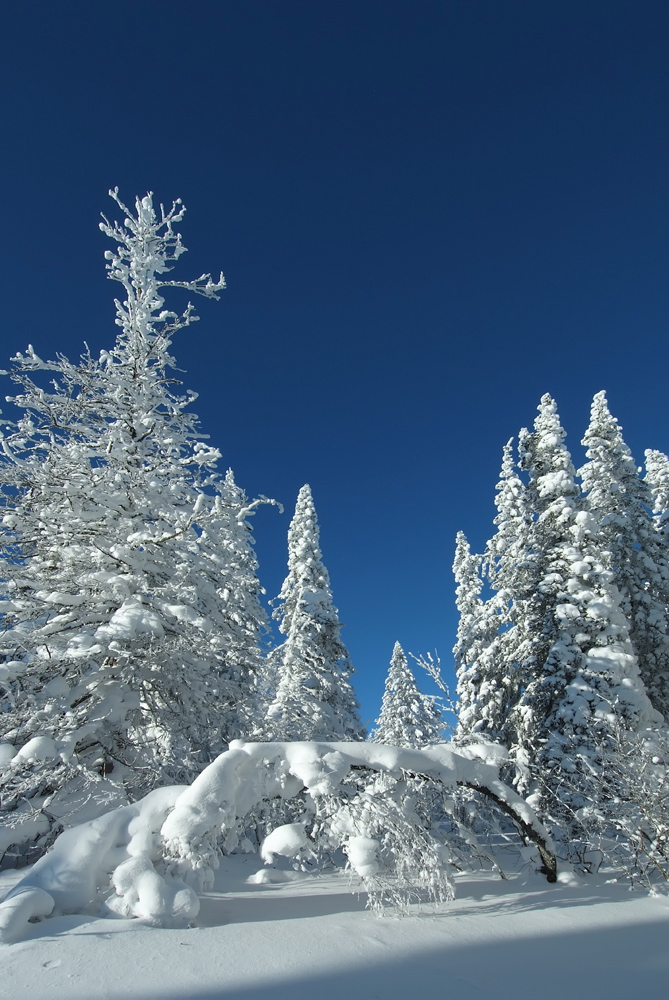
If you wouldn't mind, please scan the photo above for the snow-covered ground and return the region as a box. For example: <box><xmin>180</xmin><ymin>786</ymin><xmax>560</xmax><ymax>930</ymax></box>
<box><xmin>2</xmin><ymin>855</ymin><xmax>668</xmax><ymax>1000</ymax></box>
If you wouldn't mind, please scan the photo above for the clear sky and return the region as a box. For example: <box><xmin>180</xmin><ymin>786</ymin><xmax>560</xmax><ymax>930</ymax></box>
<box><xmin>1</xmin><ymin>1</ymin><xmax>668</xmax><ymax>729</ymax></box>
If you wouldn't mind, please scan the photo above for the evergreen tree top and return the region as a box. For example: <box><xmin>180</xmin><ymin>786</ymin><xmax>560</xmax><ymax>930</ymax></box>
<box><xmin>277</xmin><ymin>484</ymin><xmax>334</xmax><ymax>616</ymax></box>
<box><xmin>579</xmin><ymin>390</ymin><xmax>640</xmax><ymax>502</ymax></box>
<box><xmin>372</xmin><ymin>642</ymin><xmax>443</xmax><ymax>747</ymax></box>
<box><xmin>519</xmin><ymin>393</ymin><xmax>578</xmax><ymax>504</ymax></box>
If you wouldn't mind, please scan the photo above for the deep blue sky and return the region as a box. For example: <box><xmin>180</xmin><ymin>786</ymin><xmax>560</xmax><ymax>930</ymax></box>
<box><xmin>1</xmin><ymin>1</ymin><xmax>668</xmax><ymax>728</ymax></box>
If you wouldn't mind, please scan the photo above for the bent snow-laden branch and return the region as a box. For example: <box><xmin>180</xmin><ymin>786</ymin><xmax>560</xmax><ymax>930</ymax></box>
<box><xmin>0</xmin><ymin>741</ymin><xmax>556</xmax><ymax>943</ymax></box>
<box><xmin>458</xmin><ymin>781</ymin><xmax>557</xmax><ymax>882</ymax></box>
<box><xmin>161</xmin><ymin>741</ymin><xmax>555</xmax><ymax>874</ymax></box>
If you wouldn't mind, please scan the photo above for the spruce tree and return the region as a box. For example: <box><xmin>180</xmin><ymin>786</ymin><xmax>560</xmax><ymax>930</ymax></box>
<box><xmin>580</xmin><ymin>392</ymin><xmax>669</xmax><ymax>720</ymax></box>
<box><xmin>453</xmin><ymin>532</ymin><xmax>507</xmax><ymax>741</ymax></box>
<box><xmin>645</xmin><ymin>449</ymin><xmax>669</xmax><ymax>531</ymax></box>
<box><xmin>645</xmin><ymin>449</ymin><xmax>669</xmax><ymax>582</ymax></box>
<box><xmin>265</xmin><ymin>485</ymin><xmax>365</xmax><ymax>740</ymax></box>
<box><xmin>371</xmin><ymin>641</ymin><xmax>444</xmax><ymax>747</ymax></box>
<box><xmin>0</xmin><ymin>191</ymin><xmax>266</xmax><ymax>855</ymax></box>
<box><xmin>194</xmin><ymin>469</ymin><xmax>274</xmax><ymax>745</ymax></box>
<box><xmin>484</xmin><ymin>440</ymin><xmax>533</xmax><ymax>597</ymax></box>
<box><xmin>453</xmin><ymin>436</ymin><xmax>534</xmax><ymax>745</ymax></box>
<box><xmin>460</xmin><ymin>440</ymin><xmax>535</xmax><ymax>743</ymax></box>
<box><xmin>509</xmin><ymin>394</ymin><xmax>655</xmax><ymax>839</ymax></box>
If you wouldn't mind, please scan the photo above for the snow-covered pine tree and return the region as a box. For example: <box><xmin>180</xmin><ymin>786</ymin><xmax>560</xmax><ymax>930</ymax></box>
<box><xmin>0</xmin><ymin>191</ymin><xmax>267</xmax><ymax>856</ymax></box>
<box><xmin>645</xmin><ymin>449</ymin><xmax>669</xmax><ymax>533</ymax></box>
<box><xmin>484</xmin><ymin>440</ymin><xmax>534</xmax><ymax>598</ymax></box>
<box><xmin>189</xmin><ymin>468</ymin><xmax>274</xmax><ymax>747</ymax></box>
<box><xmin>452</xmin><ymin>532</ymin><xmax>484</xmax><ymax>673</ymax></box>
<box><xmin>579</xmin><ymin>392</ymin><xmax>669</xmax><ymax>721</ymax></box>
<box><xmin>453</xmin><ymin>531</ymin><xmax>498</xmax><ymax>739</ymax></box>
<box><xmin>455</xmin><ymin>441</ymin><xmax>534</xmax><ymax>744</ymax></box>
<box><xmin>265</xmin><ymin>485</ymin><xmax>365</xmax><ymax>740</ymax></box>
<box><xmin>509</xmin><ymin>394</ymin><xmax>657</xmax><ymax>842</ymax></box>
<box><xmin>645</xmin><ymin>448</ymin><xmax>669</xmax><ymax>568</ymax></box>
<box><xmin>371</xmin><ymin>641</ymin><xmax>444</xmax><ymax>747</ymax></box>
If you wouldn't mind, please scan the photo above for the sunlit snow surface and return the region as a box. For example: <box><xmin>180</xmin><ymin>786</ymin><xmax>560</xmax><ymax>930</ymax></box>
<box><xmin>2</xmin><ymin>855</ymin><xmax>668</xmax><ymax>1000</ymax></box>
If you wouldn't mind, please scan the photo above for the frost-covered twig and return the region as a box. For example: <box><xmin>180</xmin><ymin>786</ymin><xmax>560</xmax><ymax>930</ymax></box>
<box><xmin>411</xmin><ymin>650</ymin><xmax>459</xmax><ymax>733</ymax></box>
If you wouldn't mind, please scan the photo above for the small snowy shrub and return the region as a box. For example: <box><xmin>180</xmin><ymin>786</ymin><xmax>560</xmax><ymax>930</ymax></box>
<box><xmin>308</xmin><ymin>768</ymin><xmax>455</xmax><ymax>914</ymax></box>
<box><xmin>558</xmin><ymin>725</ymin><xmax>669</xmax><ymax>885</ymax></box>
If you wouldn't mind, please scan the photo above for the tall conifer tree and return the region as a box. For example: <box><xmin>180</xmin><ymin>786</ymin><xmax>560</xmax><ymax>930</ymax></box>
<box><xmin>645</xmin><ymin>449</ymin><xmax>669</xmax><ymax>531</ymax></box>
<box><xmin>0</xmin><ymin>192</ymin><xmax>267</xmax><ymax>856</ymax></box>
<box><xmin>195</xmin><ymin>469</ymin><xmax>274</xmax><ymax>745</ymax></box>
<box><xmin>265</xmin><ymin>485</ymin><xmax>365</xmax><ymax>740</ymax></box>
<box><xmin>508</xmin><ymin>395</ymin><xmax>655</xmax><ymax>837</ymax></box>
<box><xmin>453</xmin><ymin>532</ymin><xmax>508</xmax><ymax>741</ymax></box>
<box><xmin>580</xmin><ymin>392</ymin><xmax>669</xmax><ymax>720</ymax></box>
<box><xmin>484</xmin><ymin>440</ymin><xmax>533</xmax><ymax>596</ymax></box>
<box><xmin>454</xmin><ymin>439</ymin><xmax>534</xmax><ymax>744</ymax></box>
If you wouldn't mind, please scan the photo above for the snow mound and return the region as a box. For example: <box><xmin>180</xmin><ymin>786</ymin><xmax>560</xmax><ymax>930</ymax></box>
<box><xmin>0</xmin><ymin>785</ymin><xmax>187</xmax><ymax>943</ymax></box>
<box><xmin>345</xmin><ymin>837</ymin><xmax>380</xmax><ymax>878</ymax></box>
<box><xmin>106</xmin><ymin>855</ymin><xmax>199</xmax><ymax>925</ymax></box>
<box><xmin>260</xmin><ymin>823</ymin><xmax>308</xmax><ymax>863</ymax></box>
<box><xmin>246</xmin><ymin>868</ymin><xmax>308</xmax><ymax>884</ymax></box>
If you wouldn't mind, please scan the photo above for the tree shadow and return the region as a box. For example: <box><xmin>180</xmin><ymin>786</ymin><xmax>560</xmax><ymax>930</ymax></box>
<box><xmin>104</xmin><ymin>916</ymin><xmax>669</xmax><ymax>1000</ymax></box>
<box><xmin>14</xmin><ymin>869</ymin><xmax>653</xmax><ymax>940</ymax></box>
<box><xmin>197</xmin><ymin>885</ymin><xmax>368</xmax><ymax>927</ymax></box>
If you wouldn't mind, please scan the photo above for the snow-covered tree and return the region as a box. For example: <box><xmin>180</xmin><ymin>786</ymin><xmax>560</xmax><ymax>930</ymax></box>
<box><xmin>371</xmin><ymin>641</ymin><xmax>443</xmax><ymax>747</ymax></box>
<box><xmin>508</xmin><ymin>394</ymin><xmax>657</xmax><ymax>841</ymax></box>
<box><xmin>193</xmin><ymin>469</ymin><xmax>275</xmax><ymax>745</ymax></box>
<box><xmin>453</xmin><ymin>532</ymin><xmax>504</xmax><ymax>740</ymax></box>
<box><xmin>484</xmin><ymin>439</ymin><xmax>533</xmax><ymax>597</ymax></box>
<box><xmin>0</xmin><ymin>191</ymin><xmax>268</xmax><ymax>857</ymax></box>
<box><xmin>455</xmin><ymin>442</ymin><xmax>533</xmax><ymax>744</ymax></box>
<box><xmin>645</xmin><ymin>449</ymin><xmax>669</xmax><ymax>533</ymax></box>
<box><xmin>0</xmin><ymin>739</ymin><xmax>558</xmax><ymax>941</ymax></box>
<box><xmin>579</xmin><ymin>392</ymin><xmax>669</xmax><ymax>720</ymax></box>
<box><xmin>452</xmin><ymin>532</ymin><xmax>484</xmax><ymax>674</ymax></box>
<box><xmin>264</xmin><ymin>485</ymin><xmax>365</xmax><ymax>741</ymax></box>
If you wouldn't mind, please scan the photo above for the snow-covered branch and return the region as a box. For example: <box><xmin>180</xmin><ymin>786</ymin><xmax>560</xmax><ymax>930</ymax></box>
<box><xmin>0</xmin><ymin>740</ymin><xmax>556</xmax><ymax>943</ymax></box>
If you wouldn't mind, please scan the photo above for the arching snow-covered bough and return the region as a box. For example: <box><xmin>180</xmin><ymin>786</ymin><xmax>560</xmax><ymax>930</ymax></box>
<box><xmin>0</xmin><ymin>741</ymin><xmax>556</xmax><ymax>943</ymax></box>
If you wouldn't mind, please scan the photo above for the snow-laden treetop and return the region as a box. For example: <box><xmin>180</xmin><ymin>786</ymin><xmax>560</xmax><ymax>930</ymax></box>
<box><xmin>100</xmin><ymin>188</ymin><xmax>226</xmax><ymax>354</ymax></box>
